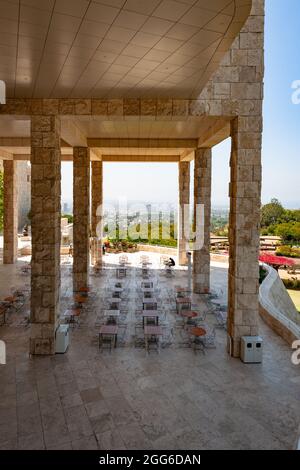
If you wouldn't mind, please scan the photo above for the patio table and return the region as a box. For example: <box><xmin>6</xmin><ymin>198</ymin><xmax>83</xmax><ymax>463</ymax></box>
<box><xmin>78</xmin><ymin>287</ymin><xmax>90</xmax><ymax>295</ymax></box>
<box><xmin>104</xmin><ymin>310</ymin><xmax>120</xmax><ymax>323</ymax></box>
<box><xmin>74</xmin><ymin>295</ymin><xmax>88</xmax><ymax>304</ymax></box>
<box><xmin>0</xmin><ymin>305</ymin><xmax>8</xmax><ymax>324</ymax></box>
<box><xmin>142</xmin><ymin>298</ymin><xmax>157</xmax><ymax>310</ymax></box>
<box><xmin>141</xmin><ymin>281</ymin><xmax>153</xmax><ymax>289</ymax></box>
<box><xmin>99</xmin><ymin>324</ymin><xmax>118</xmax><ymax>348</ymax></box>
<box><xmin>108</xmin><ymin>298</ymin><xmax>122</xmax><ymax>309</ymax></box>
<box><xmin>144</xmin><ymin>325</ymin><xmax>163</xmax><ymax>352</ymax></box>
<box><xmin>112</xmin><ymin>291</ymin><xmax>122</xmax><ymax>298</ymax></box>
<box><xmin>142</xmin><ymin>310</ymin><xmax>160</xmax><ymax>327</ymax></box>
<box><xmin>113</xmin><ymin>287</ymin><xmax>123</xmax><ymax>292</ymax></box>
<box><xmin>116</xmin><ymin>267</ymin><xmax>127</xmax><ymax>278</ymax></box>
<box><xmin>176</xmin><ymin>297</ymin><xmax>191</xmax><ymax>313</ymax></box>
<box><xmin>143</xmin><ymin>291</ymin><xmax>154</xmax><ymax>299</ymax></box>
<box><xmin>63</xmin><ymin>308</ymin><xmax>81</xmax><ymax>326</ymax></box>
<box><xmin>190</xmin><ymin>326</ymin><xmax>206</xmax><ymax>338</ymax></box>
<box><xmin>141</xmin><ymin>287</ymin><xmax>154</xmax><ymax>293</ymax></box>
<box><xmin>189</xmin><ymin>326</ymin><xmax>207</xmax><ymax>353</ymax></box>
<box><xmin>175</xmin><ymin>287</ymin><xmax>190</xmax><ymax>297</ymax></box>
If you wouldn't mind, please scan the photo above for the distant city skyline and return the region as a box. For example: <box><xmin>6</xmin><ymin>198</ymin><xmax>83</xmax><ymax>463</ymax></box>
<box><xmin>61</xmin><ymin>0</ymin><xmax>300</xmax><ymax>211</ymax></box>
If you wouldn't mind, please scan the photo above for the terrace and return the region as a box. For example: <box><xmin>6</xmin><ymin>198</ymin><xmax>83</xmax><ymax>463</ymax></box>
<box><xmin>1</xmin><ymin>0</ymin><xmax>297</xmax><ymax>453</ymax></box>
<box><xmin>0</xmin><ymin>252</ymin><xmax>299</xmax><ymax>450</ymax></box>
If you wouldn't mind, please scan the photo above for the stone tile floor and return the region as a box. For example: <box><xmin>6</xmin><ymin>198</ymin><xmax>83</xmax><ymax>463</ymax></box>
<box><xmin>0</xmin><ymin>252</ymin><xmax>299</xmax><ymax>450</ymax></box>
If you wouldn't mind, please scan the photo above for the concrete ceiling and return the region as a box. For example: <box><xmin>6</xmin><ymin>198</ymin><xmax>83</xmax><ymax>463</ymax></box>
<box><xmin>0</xmin><ymin>0</ymin><xmax>252</xmax><ymax>100</ymax></box>
<box><xmin>0</xmin><ymin>114</ymin><xmax>228</xmax><ymax>139</ymax></box>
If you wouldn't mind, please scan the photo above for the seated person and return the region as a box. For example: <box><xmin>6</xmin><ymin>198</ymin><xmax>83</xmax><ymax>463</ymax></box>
<box><xmin>68</xmin><ymin>243</ymin><xmax>73</xmax><ymax>257</ymax></box>
<box><xmin>166</xmin><ymin>257</ymin><xmax>175</xmax><ymax>268</ymax></box>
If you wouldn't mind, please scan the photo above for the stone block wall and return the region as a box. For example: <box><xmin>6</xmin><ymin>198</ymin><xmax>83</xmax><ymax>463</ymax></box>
<box><xmin>178</xmin><ymin>161</ymin><xmax>190</xmax><ymax>266</ymax></box>
<box><xmin>30</xmin><ymin>115</ymin><xmax>61</xmax><ymax>355</ymax></box>
<box><xmin>91</xmin><ymin>161</ymin><xmax>103</xmax><ymax>265</ymax></box>
<box><xmin>73</xmin><ymin>147</ymin><xmax>90</xmax><ymax>291</ymax></box>
<box><xmin>199</xmin><ymin>0</ymin><xmax>264</xmax><ymax>116</ymax></box>
<box><xmin>17</xmin><ymin>161</ymin><xmax>31</xmax><ymax>231</ymax></box>
<box><xmin>3</xmin><ymin>160</ymin><xmax>18</xmax><ymax>264</ymax></box>
<box><xmin>194</xmin><ymin>0</ymin><xmax>264</xmax><ymax>356</ymax></box>
<box><xmin>193</xmin><ymin>148</ymin><xmax>211</xmax><ymax>294</ymax></box>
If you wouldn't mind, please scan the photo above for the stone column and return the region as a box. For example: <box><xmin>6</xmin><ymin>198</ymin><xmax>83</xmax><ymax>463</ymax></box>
<box><xmin>227</xmin><ymin>117</ymin><xmax>262</xmax><ymax>358</ymax></box>
<box><xmin>91</xmin><ymin>161</ymin><xmax>103</xmax><ymax>265</ymax></box>
<box><xmin>30</xmin><ymin>115</ymin><xmax>61</xmax><ymax>355</ymax></box>
<box><xmin>73</xmin><ymin>147</ymin><xmax>90</xmax><ymax>292</ymax></box>
<box><xmin>193</xmin><ymin>148</ymin><xmax>212</xmax><ymax>294</ymax></box>
<box><xmin>3</xmin><ymin>160</ymin><xmax>18</xmax><ymax>264</ymax></box>
<box><xmin>177</xmin><ymin>162</ymin><xmax>190</xmax><ymax>265</ymax></box>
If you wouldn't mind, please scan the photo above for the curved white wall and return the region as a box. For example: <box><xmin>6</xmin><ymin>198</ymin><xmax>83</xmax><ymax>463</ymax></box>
<box><xmin>259</xmin><ymin>264</ymin><xmax>300</xmax><ymax>341</ymax></box>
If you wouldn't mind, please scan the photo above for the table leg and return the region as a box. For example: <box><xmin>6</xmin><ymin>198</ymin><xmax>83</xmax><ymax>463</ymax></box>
<box><xmin>145</xmin><ymin>335</ymin><xmax>148</xmax><ymax>353</ymax></box>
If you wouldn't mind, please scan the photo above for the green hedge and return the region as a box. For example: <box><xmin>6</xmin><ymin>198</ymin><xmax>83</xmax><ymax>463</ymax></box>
<box><xmin>282</xmin><ymin>278</ymin><xmax>300</xmax><ymax>290</ymax></box>
<box><xmin>259</xmin><ymin>266</ymin><xmax>267</xmax><ymax>284</ymax></box>
<box><xmin>276</xmin><ymin>245</ymin><xmax>300</xmax><ymax>258</ymax></box>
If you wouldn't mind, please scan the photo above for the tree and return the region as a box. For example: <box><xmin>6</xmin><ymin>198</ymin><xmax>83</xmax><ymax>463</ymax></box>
<box><xmin>261</xmin><ymin>198</ymin><xmax>285</xmax><ymax>227</ymax></box>
<box><xmin>275</xmin><ymin>222</ymin><xmax>300</xmax><ymax>243</ymax></box>
<box><xmin>0</xmin><ymin>170</ymin><xmax>3</xmax><ymax>232</ymax></box>
<box><xmin>290</xmin><ymin>222</ymin><xmax>300</xmax><ymax>243</ymax></box>
<box><xmin>275</xmin><ymin>223</ymin><xmax>294</xmax><ymax>242</ymax></box>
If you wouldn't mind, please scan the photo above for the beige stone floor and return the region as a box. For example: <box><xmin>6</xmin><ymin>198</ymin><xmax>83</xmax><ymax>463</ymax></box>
<box><xmin>0</xmin><ymin>252</ymin><xmax>300</xmax><ymax>450</ymax></box>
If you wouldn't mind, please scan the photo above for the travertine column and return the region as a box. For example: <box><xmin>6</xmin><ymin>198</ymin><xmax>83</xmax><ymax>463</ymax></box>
<box><xmin>3</xmin><ymin>160</ymin><xmax>18</xmax><ymax>264</ymax></box>
<box><xmin>178</xmin><ymin>162</ymin><xmax>190</xmax><ymax>265</ymax></box>
<box><xmin>193</xmin><ymin>148</ymin><xmax>211</xmax><ymax>294</ymax></box>
<box><xmin>91</xmin><ymin>161</ymin><xmax>103</xmax><ymax>265</ymax></box>
<box><xmin>30</xmin><ymin>116</ymin><xmax>61</xmax><ymax>355</ymax></box>
<box><xmin>227</xmin><ymin>117</ymin><xmax>262</xmax><ymax>357</ymax></box>
<box><xmin>73</xmin><ymin>147</ymin><xmax>90</xmax><ymax>291</ymax></box>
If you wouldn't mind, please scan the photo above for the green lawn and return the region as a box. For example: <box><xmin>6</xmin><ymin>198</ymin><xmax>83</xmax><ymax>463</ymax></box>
<box><xmin>288</xmin><ymin>290</ymin><xmax>300</xmax><ymax>313</ymax></box>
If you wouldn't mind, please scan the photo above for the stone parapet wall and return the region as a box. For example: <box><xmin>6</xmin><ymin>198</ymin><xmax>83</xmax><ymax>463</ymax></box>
<box><xmin>136</xmin><ymin>245</ymin><xmax>177</xmax><ymax>256</ymax></box>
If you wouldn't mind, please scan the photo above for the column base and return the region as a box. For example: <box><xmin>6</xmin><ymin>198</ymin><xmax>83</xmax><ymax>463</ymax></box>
<box><xmin>90</xmin><ymin>238</ymin><xmax>102</xmax><ymax>266</ymax></box>
<box><xmin>29</xmin><ymin>324</ymin><xmax>57</xmax><ymax>355</ymax></box>
<box><xmin>227</xmin><ymin>335</ymin><xmax>241</xmax><ymax>358</ymax></box>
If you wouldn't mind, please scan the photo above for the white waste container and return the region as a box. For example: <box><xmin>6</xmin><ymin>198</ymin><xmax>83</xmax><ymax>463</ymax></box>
<box><xmin>55</xmin><ymin>325</ymin><xmax>69</xmax><ymax>353</ymax></box>
<box><xmin>241</xmin><ymin>336</ymin><xmax>263</xmax><ymax>363</ymax></box>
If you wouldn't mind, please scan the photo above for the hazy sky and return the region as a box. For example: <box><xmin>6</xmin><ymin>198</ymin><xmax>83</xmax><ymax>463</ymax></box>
<box><xmin>62</xmin><ymin>0</ymin><xmax>300</xmax><ymax>209</ymax></box>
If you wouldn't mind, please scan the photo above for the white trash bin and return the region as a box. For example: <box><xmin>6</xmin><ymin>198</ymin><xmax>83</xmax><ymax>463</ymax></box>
<box><xmin>55</xmin><ymin>325</ymin><xmax>69</xmax><ymax>353</ymax></box>
<box><xmin>241</xmin><ymin>336</ymin><xmax>263</xmax><ymax>363</ymax></box>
